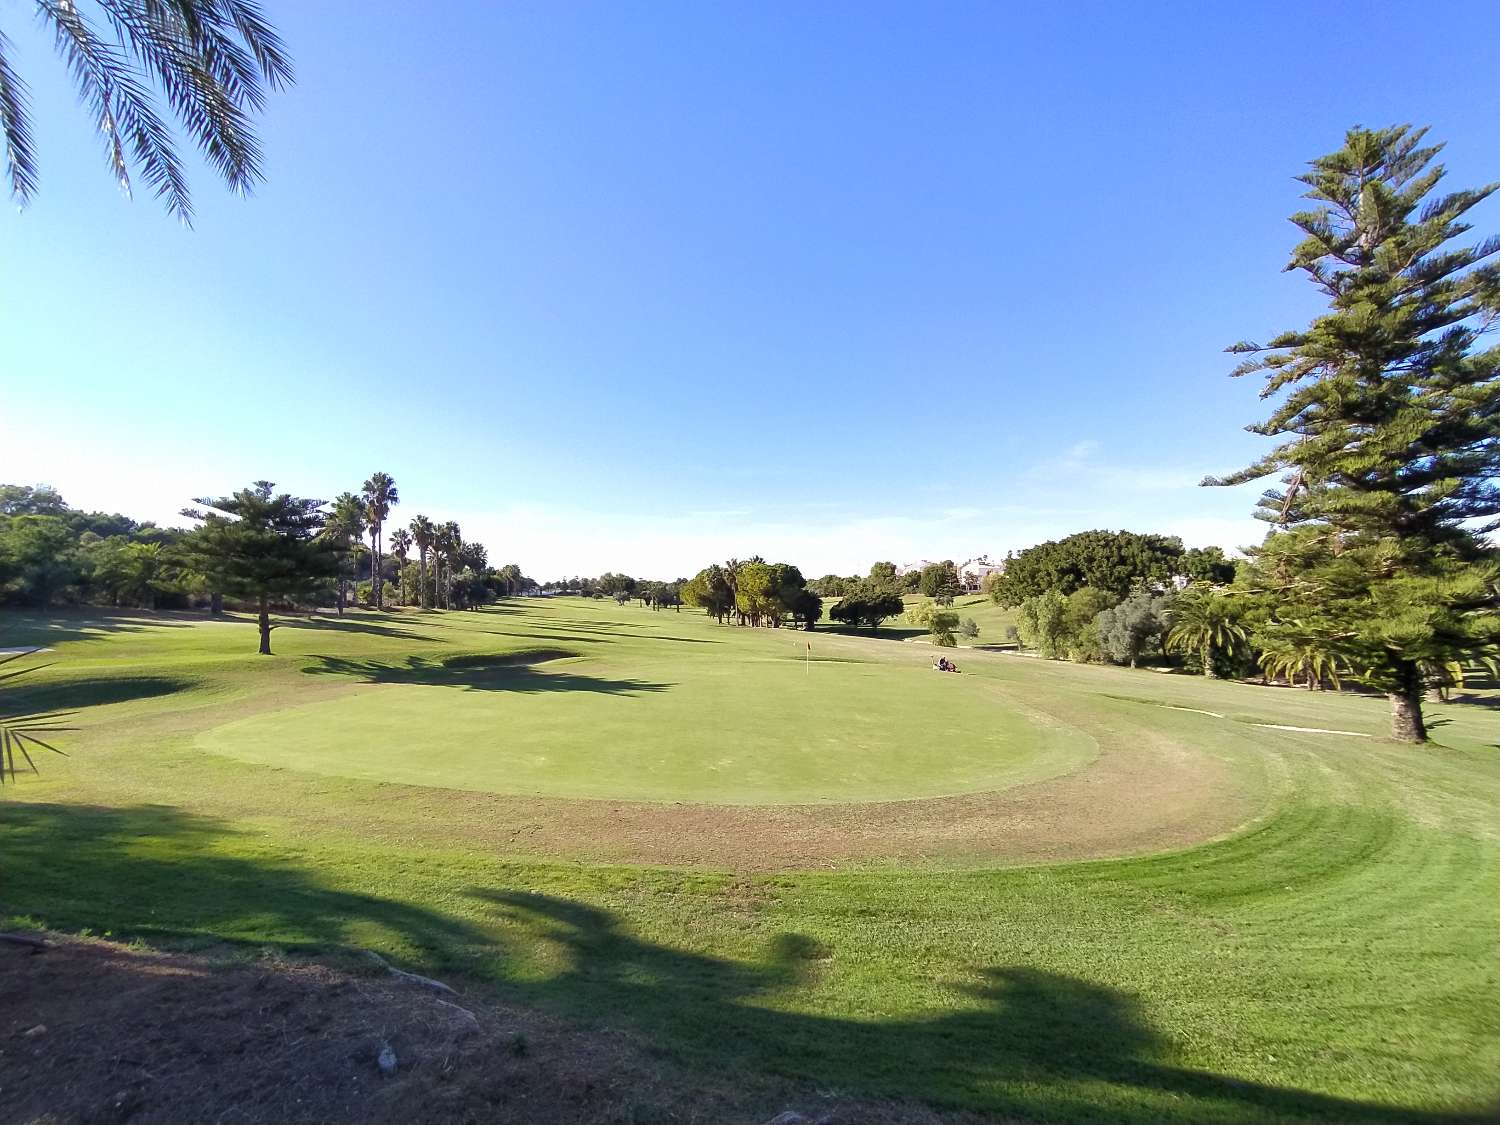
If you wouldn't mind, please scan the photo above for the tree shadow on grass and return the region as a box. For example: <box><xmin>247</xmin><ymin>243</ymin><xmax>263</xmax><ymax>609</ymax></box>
<box><xmin>0</xmin><ymin>803</ymin><xmax>490</xmax><ymax>974</ymax></box>
<box><xmin>1</xmin><ymin>674</ymin><xmax>190</xmax><ymax>715</ymax></box>
<box><xmin>301</xmin><ymin>654</ymin><xmax>672</xmax><ymax>696</ymax></box>
<box><xmin>274</xmin><ymin>615</ymin><xmax>441</xmax><ymax>643</ymax></box>
<box><xmin>818</xmin><ymin>623</ymin><xmax>926</xmax><ymax>642</ymax></box>
<box><xmin>471</xmin><ymin>889</ymin><xmax>1483</xmax><ymax>1125</ymax></box>
<box><xmin>0</xmin><ymin>608</ymin><xmax>198</xmax><ymax>648</ymax></box>
<box><xmin>0</xmin><ymin>803</ymin><xmax>1483</xmax><ymax>1125</ymax></box>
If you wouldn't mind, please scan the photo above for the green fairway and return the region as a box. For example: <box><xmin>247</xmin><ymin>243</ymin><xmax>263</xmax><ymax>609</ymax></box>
<box><xmin>2</xmin><ymin>599</ymin><xmax>1498</xmax><ymax>1123</ymax></box>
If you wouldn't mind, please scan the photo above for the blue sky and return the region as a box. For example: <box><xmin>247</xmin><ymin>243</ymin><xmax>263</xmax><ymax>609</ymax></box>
<box><xmin>2</xmin><ymin>1</ymin><xmax>1496</xmax><ymax>578</ymax></box>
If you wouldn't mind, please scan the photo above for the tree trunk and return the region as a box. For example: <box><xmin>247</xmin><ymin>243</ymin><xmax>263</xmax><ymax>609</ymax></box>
<box><xmin>1201</xmin><ymin>643</ymin><xmax>1217</xmax><ymax>678</ymax></box>
<box><xmin>210</xmin><ymin>591</ymin><xmax>224</xmax><ymax>615</ymax></box>
<box><xmin>257</xmin><ymin>593</ymin><xmax>272</xmax><ymax>655</ymax></box>
<box><xmin>371</xmin><ymin>528</ymin><xmax>381</xmax><ymax>608</ymax></box>
<box><xmin>1388</xmin><ymin>662</ymin><xmax>1428</xmax><ymax>743</ymax></box>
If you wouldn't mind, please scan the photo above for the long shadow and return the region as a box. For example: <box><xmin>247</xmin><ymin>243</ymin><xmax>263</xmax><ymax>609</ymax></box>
<box><xmin>275</xmin><ymin>615</ymin><xmax>439</xmax><ymax>642</ymax></box>
<box><xmin>471</xmin><ymin>890</ymin><xmax>1484</xmax><ymax>1125</ymax></box>
<box><xmin>818</xmin><ymin>623</ymin><xmax>925</xmax><ymax>641</ymax></box>
<box><xmin>0</xmin><ymin>803</ymin><xmax>490</xmax><ymax>972</ymax></box>
<box><xmin>1</xmin><ymin>674</ymin><xmax>189</xmax><ymax>715</ymax></box>
<box><xmin>301</xmin><ymin>653</ymin><xmax>671</xmax><ymax>696</ymax></box>
<box><xmin>0</xmin><ymin>804</ymin><xmax>1483</xmax><ymax>1124</ymax></box>
<box><xmin>460</xmin><ymin>628</ymin><xmax>620</xmax><ymax>645</ymax></box>
<box><xmin>0</xmin><ymin>608</ymin><xmax>198</xmax><ymax>647</ymax></box>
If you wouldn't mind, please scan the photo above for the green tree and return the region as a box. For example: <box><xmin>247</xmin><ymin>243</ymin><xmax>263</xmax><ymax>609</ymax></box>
<box><xmin>1095</xmin><ymin>588</ymin><xmax>1174</xmax><ymax>667</ymax></box>
<box><xmin>989</xmin><ymin>530</ymin><xmax>1186</xmax><ymax>605</ymax></box>
<box><xmin>789</xmin><ymin>589</ymin><xmax>822</xmax><ymax>630</ymax></box>
<box><xmin>1166</xmin><ymin>583</ymin><xmax>1248</xmax><ymax>679</ymax></box>
<box><xmin>1</xmin><ymin>0</ymin><xmax>293</xmax><ymax>223</ymax></box>
<box><xmin>830</xmin><ymin>582</ymin><xmax>905</xmax><ymax>631</ymax></box>
<box><xmin>919</xmin><ymin>560</ymin><xmax>961</xmax><ymax>606</ymax></box>
<box><xmin>929</xmin><ymin>609</ymin><xmax>960</xmax><ymax>647</ymax></box>
<box><xmin>1181</xmin><ymin>546</ymin><xmax>1238</xmax><ymax>585</ymax></box>
<box><xmin>409</xmin><ymin>515</ymin><xmax>435</xmax><ymax>610</ymax></box>
<box><xmin>683</xmin><ymin>564</ymin><xmax>734</xmax><ymax>623</ymax></box>
<box><xmin>323</xmin><ymin>491</ymin><xmax>366</xmax><ymax>616</ymax></box>
<box><xmin>87</xmin><ymin>539</ymin><xmax>169</xmax><ymax>608</ymax></box>
<box><xmin>1257</xmin><ymin>620</ymin><xmax>1346</xmax><ymax>691</ymax></box>
<box><xmin>1016</xmin><ymin>590</ymin><xmax>1068</xmax><ymax>658</ymax></box>
<box><xmin>906</xmin><ymin>599</ymin><xmax>937</xmax><ymax>628</ymax></box>
<box><xmin>388</xmin><ymin>527</ymin><xmax>412</xmax><ymax>605</ymax></box>
<box><xmin>0</xmin><ymin>515</ymin><xmax>79</xmax><ymax>605</ymax></box>
<box><xmin>1209</xmin><ymin>125</ymin><xmax>1500</xmax><ymax>740</ymax></box>
<box><xmin>0</xmin><ymin>484</ymin><xmax>68</xmax><ymax>515</ymax></box>
<box><xmin>360</xmin><ymin>472</ymin><xmax>398</xmax><ymax>609</ymax></box>
<box><xmin>1063</xmin><ymin>587</ymin><xmax>1116</xmax><ymax>663</ymax></box>
<box><xmin>180</xmin><ymin>482</ymin><xmax>337</xmax><ymax>654</ymax></box>
<box><xmin>434</xmin><ymin>521</ymin><xmax>461</xmax><ymax>609</ymax></box>
<box><xmin>958</xmin><ymin>617</ymin><xmax>980</xmax><ymax>640</ymax></box>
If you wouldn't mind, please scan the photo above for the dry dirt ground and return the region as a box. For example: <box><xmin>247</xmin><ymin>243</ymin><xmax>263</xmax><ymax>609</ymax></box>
<box><xmin>0</xmin><ymin>935</ymin><xmax>1003</xmax><ymax>1125</ymax></box>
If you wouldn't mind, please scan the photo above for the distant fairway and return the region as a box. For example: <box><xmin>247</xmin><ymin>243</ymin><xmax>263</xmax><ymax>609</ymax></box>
<box><xmin>2</xmin><ymin>598</ymin><xmax>1497</xmax><ymax>1123</ymax></box>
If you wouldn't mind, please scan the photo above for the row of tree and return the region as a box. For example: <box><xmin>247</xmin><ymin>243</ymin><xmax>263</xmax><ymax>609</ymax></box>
<box><xmin>0</xmin><ymin>480</ymin><xmax>538</xmax><ymax>655</ymax></box>
<box><xmin>538</xmin><ymin>573</ymin><xmax>687</xmax><ymax>609</ymax></box>
<box><xmin>810</xmin><ymin>560</ymin><xmax>964</xmax><ymax>603</ymax></box>
<box><xmin>681</xmin><ymin>559</ymin><xmax>823</xmax><ymax>629</ymax></box>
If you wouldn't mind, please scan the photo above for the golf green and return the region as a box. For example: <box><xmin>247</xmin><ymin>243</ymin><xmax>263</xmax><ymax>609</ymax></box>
<box><xmin>198</xmin><ymin>650</ymin><xmax>1094</xmax><ymax>803</ymax></box>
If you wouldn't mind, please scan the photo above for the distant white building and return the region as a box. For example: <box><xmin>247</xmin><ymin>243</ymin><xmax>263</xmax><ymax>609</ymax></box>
<box><xmin>958</xmin><ymin>555</ymin><xmax>1004</xmax><ymax>592</ymax></box>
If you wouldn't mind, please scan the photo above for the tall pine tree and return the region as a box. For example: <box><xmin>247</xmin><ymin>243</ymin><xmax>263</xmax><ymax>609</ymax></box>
<box><xmin>1211</xmin><ymin>125</ymin><xmax>1500</xmax><ymax>741</ymax></box>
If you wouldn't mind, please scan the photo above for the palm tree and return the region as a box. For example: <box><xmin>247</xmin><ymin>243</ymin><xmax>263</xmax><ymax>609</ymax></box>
<box><xmin>409</xmin><ymin>515</ymin><xmax>435</xmax><ymax>610</ymax></box>
<box><xmin>360</xmin><ymin>472</ymin><xmax>398</xmax><ymax>609</ymax></box>
<box><xmin>1</xmin><ymin>1</ymin><xmax>293</xmax><ymax>224</ymax></box>
<box><xmin>389</xmin><ymin>527</ymin><xmax>412</xmax><ymax>606</ymax></box>
<box><xmin>323</xmin><ymin>492</ymin><xmax>366</xmax><ymax>616</ymax></box>
<box><xmin>436</xmin><ymin>521</ymin><xmax>462</xmax><ymax>610</ymax></box>
<box><xmin>1254</xmin><ymin>621</ymin><xmax>1350</xmax><ymax>693</ymax></box>
<box><xmin>1166</xmin><ymin>583</ymin><xmax>1248</xmax><ymax>679</ymax></box>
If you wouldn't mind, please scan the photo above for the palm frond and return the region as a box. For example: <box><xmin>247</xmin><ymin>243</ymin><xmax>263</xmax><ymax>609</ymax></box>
<box><xmin>0</xmin><ymin>28</ymin><xmax>39</xmax><ymax>204</ymax></box>
<box><xmin>38</xmin><ymin>0</ymin><xmax>195</xmax><ymax>221</ymax></box>
<box><xmin>0</xmin><ymin>653</ymin><xmax>75</xmax><ymax>783</ymax></box>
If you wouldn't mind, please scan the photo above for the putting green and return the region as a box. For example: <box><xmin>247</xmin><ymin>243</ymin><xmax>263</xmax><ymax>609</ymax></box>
<box><xmin>197</xmin><ymin>652</ymin><xmax>1095</xmax><ymax>804</ymax></box>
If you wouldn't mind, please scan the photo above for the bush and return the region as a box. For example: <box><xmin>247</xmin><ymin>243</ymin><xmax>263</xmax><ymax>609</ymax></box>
<box><xmin>929</xmin><ymin>609</ymin><xmax>960</xmax><ymax>647</ymax></box>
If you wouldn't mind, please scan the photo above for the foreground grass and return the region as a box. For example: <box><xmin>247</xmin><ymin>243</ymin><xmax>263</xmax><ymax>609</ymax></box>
<box><xmin>2</xmin><ymin>601</ymin><xmax>1497</xmax><ymax>1123</ymax></box>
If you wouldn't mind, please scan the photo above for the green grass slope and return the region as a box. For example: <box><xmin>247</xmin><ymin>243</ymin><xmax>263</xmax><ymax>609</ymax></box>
<box><xmin>2</xmin><ymin>599</ymin><xmax>1497</xmax><ymax>1123</ymax></box>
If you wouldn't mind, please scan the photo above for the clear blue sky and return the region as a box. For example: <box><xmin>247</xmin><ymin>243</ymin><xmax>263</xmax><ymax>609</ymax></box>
<box><xmin>2</xmin><ymin>1</ymin><xmax>1496</xmax><ymax>577</ymax></box>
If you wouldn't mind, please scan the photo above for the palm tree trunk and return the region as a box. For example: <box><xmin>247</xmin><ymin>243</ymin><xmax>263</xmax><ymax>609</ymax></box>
<box><xmin>1201</xmin><ymin>643</ymin><xmax>1216</xmax><ymax>678</ymax></box>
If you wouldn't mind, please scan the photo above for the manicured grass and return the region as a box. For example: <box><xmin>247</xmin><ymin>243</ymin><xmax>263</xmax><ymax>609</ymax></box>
<box><xmin>2</xmin><ymin>599</ymin><xmax>1497</xmax><ymax>1123</ymax></box>
<box><xmin>200</xmin><ymin>637</ymin><xmax>1088</xmax><ymax>804</ymax></box>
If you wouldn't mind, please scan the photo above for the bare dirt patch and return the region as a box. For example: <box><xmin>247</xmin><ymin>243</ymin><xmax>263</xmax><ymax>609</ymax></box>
<box><xmin>0</xmin><ymin>935</ymin><xmax>999</xmax><ymax>1125</ymax></box>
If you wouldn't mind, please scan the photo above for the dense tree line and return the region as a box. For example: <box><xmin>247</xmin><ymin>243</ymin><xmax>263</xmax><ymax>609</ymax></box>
<box><xmin>1</xmin><ymin>478</ymin><xmax>537</xmax><ymax>654</ymax></box>
<box><xmin>537</xmin><ymin>573</ymin><xmax>685</xmax><ymax>609</ymax></box>
<box><xmin>681</xmin><ymin>558</ymin><xmax>822</xmax><ymax>629</ymax></box>
<box><xmin>987</xmin><ymin>530</ymin><xmax>1234</xmax><ymax>605</ymax></box>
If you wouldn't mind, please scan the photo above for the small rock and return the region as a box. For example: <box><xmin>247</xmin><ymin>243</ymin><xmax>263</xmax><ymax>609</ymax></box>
<box><xmin>764</xmin><ymin>1113</ymin><xmax>809</xmax><ymax>1125</ymax></box>
<box><xmin>376</xmin><ymin>1044</ymin><xmax>398</xmax><ymax>1076</ymax></box>
<box><xmin>22</xmin><ymin>1025</ymin><xmax>46</xmax><ymax>1037</ymax></box>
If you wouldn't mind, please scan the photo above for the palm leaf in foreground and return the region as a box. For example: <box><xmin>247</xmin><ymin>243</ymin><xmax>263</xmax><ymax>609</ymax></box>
<box><xmin>0</xmin><ymin>651</ymin><xmax>75</xmax><ymax>783</ymax></box>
